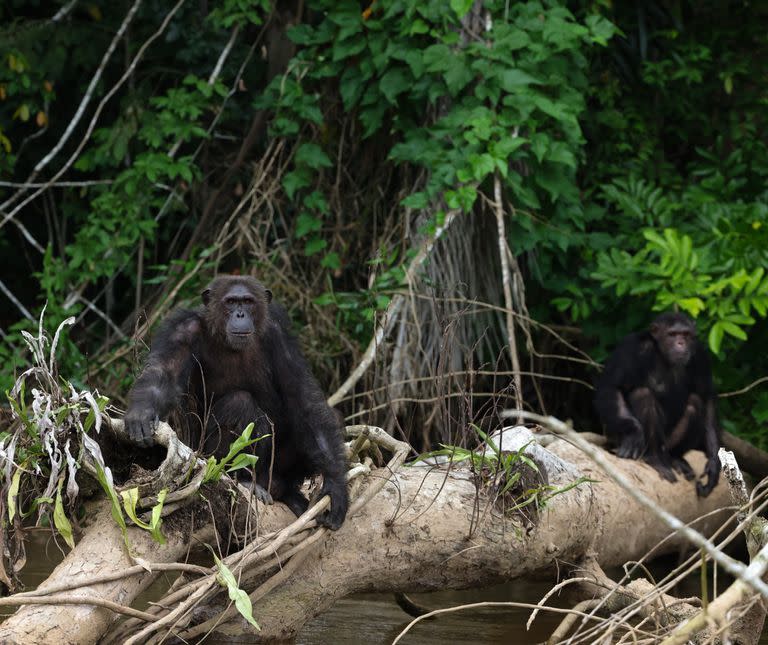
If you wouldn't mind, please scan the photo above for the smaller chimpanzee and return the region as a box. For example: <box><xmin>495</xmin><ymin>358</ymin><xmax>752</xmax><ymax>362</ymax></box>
<box><xmin>594</xmin><ymin>312</ymin><xmax>721</xmax><ymax>497</ymax></box>
<box><xmin>124</xmin><ymin>275</ymin><xmax>348</xmax><ymax>529</ymax></box>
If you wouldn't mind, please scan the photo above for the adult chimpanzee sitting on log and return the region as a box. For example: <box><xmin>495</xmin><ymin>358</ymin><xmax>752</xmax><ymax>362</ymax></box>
<box><xmin>124</xmin><ymin>275</ymin><xmax>349</xmax><ymax>529</ymax></box>
<box><xmin>594</xmin><ymin>312</ymin><xmax>721</xmax><ymax>497</ymax></box>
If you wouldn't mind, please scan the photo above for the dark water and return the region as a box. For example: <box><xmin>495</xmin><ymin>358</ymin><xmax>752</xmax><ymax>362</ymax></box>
<box><xmin>300</xmin><ymin>580</ymin><xmax>564</xmax><ymax>645</ymax></box>
<box><xmin>11</xmin><ymin>534</ymin><xmax>768</xmax><ymax>644</ymax></box>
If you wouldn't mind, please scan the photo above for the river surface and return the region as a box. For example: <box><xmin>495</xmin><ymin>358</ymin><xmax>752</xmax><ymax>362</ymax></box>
<box><xmin>300</xmin><ymin>580</ymin><xmax>564</xmax><ymax>644</ymax></box>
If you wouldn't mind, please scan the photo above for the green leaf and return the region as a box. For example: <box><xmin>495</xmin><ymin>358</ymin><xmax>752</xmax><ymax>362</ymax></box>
<box><xmin>226</xmin><ymin>453</ymin><xmax>259</xmax><ymax>473</ymax></box>
<box><xmin>282</xmin><ymin>169</ymin><xmax>311</xmax><ymax>201</ymax></box>
<box><xmin>721</xmin><ymin>321</ymin><xmax>747</xmax><ymax>341</ymax></box>
<box><xmin>547</xmin><ymin>142</ymin><xmax>577</xmax><ymax>168</ymax></box>
<box><xmin>148</xmin><ymin>489</ymin><xmax>168</xmax><ymax>544</ymax></box>
<box><xmin>215</xmin><ymin>556</ymin><xmax>260</xmax><ymax>629</ymax></box>
<box><xmin>379</xmin><ymin>68</ymin><xmax>411</xmax><ymax>104</ymax></box>
<box><xmin>678</xmin><ymin>298</ymin><xmax>705</xmax><ymax>318</ymax></box>
<box><xmin>444</xmin><ymin>60</ymin><xmax>473</xmax><ymax>96</ymax></box>
<box><xmin>585</xmin><ymin>14</ymin><xmax>617</xmax><ymax>46</ymax></box>
<box><xmin>304</xmin><ymin>237</ymin><xmax>328</xmax><ymax>256</ymax></box>
<box><xmin>340</xmin><ymin>67</ymin><xmax>365</xmax><ymax>109</ymax></box>
<box><xmin>54</xmin><ymin>478</ymin><xmax>75</xmax><ymax>550</ymax></box>
<box><xmin>409</xmin><ymin>19</ymin><xmax>429</xmax><ymax>35</ymax></box>
<box><xmin>401</xmin><ymin>192</ymin><xmax>429</xmax><ymax>209</ymax></box>
<box><xmin>450</xmin><ymin>0</ymin><xmax>473</xmax><ymax>18</ymax></box>
<box><xmin>468</xmin><ymin>154</ymin><xmax>495</xmax><ymax>181</ymax></box>
<box><xmin>295</xmin><ymin>212</ymin><xmax>322</xmax><ymax>238</ymax></box>
<box><xmin>121</xmin><ymin>488</ymin><xmax>145</xmax><ymax>526</ymax></box>
<box><xmin>332</xmin><ymin>37</ymin><xmax>366</xmax><ymax>62</ymax></box>
<box><xmin>203</xmin><ymin>423</ymin><xmax>265</xmax><ymax>483</ymax></box>
<box><xmin>403</xmin><ymin>50</ymin><xmax>424</xmax><ymax>78</ymax></box>
<box><xmin>423</xmin><ymin>44</ymin><xmax>453</xmax><ymax>72</ymax></box>
<box><xmin>499</xmin><ymin>69</ymin><xmax>541</xmax><ymax>90</ymax></box>
<box><xmin>295</xmin><ymin>143</ymin><xmax>332</xmax><ymax>170</ymax></box>
<box><xmin>320</xmin><ymin>252</ymin><xmax>341</xmax><ymax>270</ymax></box>
<box><xmin>708</xmin><ymin>322</ymin><xmax>724</xmax><ymax>354</ymax></box>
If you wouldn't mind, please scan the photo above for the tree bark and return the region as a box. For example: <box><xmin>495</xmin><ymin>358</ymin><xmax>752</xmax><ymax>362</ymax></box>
<box><xmin>0</xmin><ymin>435</ymin><xmax>731</xmax><ymax>644</ymax></box>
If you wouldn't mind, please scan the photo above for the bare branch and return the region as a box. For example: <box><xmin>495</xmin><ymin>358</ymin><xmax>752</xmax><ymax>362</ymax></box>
<box><xmin>51</xmin><ymin>0</ymin><xmax>79</xmax><ymax>22</ymax></box>
<box><xmin>0</xmin><ymin>278</ymin><xmax>34</xmax><ymax>320</ymax></box>
<box><xmin>492</xmin><ymin>172</ymin><xmax>522</xmax><ymax>412</ymax></box>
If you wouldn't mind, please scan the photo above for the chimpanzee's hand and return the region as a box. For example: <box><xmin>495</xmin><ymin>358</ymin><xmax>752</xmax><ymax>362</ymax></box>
<box><xmin>316</xmin><ymin>477</ymin><xmax>349</xmax><ymax>531</ymax></box>
<box><xmin>615</xmin><ymin>418</ymin><xmax>646</xmax><ymax>459</ymax></box>
<box><xmin>123</xmin><ymin>406</ymin><xmax>160</xmax><ymax>448</ymax></box>
<box><xmin>696</xmin><ymin>456</ymin><xmax>721</xmax><ymax>497</ymax></box>
<box><xmin>645</xmin><ymin>455</ymin><xmax>677</xmax><ymax>482</ymax></box>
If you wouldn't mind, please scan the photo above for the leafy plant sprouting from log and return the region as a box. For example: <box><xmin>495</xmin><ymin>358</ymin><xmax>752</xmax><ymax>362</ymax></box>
<box><xmin>416</xmin><ymin>424</ymin><xmax>591</xmax><ymax>521</ymax></box>
<box><xmin>2</xmin><ymin>312</ymin><xmax>164</xmax><ymax>571</ymax></box>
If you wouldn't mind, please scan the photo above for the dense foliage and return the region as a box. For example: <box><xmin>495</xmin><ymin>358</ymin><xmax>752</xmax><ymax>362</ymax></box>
<box><xmin>1</xmin><ymin>1</ymin><xmax>767</xmax><ymax>445</ymax></box>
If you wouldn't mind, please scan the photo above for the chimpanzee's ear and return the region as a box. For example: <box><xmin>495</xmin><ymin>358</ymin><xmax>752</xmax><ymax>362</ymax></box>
<box><xmin>649</xmin><ymin>322</ymin><xmax>660</xmax><ymax>337</ymax></box>
<box><xmin>264</xmin><ymin>289</ymin><xmax>273</xmax><ymax>303</ymax></box>
<box><xmin>202</xmin><ymin>288</ymin><xmax>212</xmax><ymax>307</ymax></box>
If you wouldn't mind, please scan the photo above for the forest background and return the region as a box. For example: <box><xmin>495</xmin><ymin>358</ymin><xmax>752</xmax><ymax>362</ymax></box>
<box><xmin>1</xmin><ymin>0</ymin><xmax>767</xmax><ymax>452</ymax></box>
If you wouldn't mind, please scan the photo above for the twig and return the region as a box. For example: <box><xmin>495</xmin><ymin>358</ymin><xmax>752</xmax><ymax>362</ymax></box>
<box><xmin>0</xmin><ymin>594</ymin><xmax>155</xmax><ymax>622</ymax></box>
<box><xmin>392</xmin><ymin>601</ymin><xmax>605</xmax><ymax>645</ymax></box>
<box><xmin>177</xmin><ymin>527</ymin><xmax>327</xmax><ymax>642</ymax></box>
<box><xmin>720</xmin><ymin>375</ymin><xmax>768</xmax><ymax>398</ymax></box>
<box><xmin>75</xmin><ymin>295</ymin><xmax>127</xmax><ymax>340</ymax></box>
<box><xmin>51</xmin><ymin>0</ymin><xmax>79</xmax><ymax>21</ymax></box>
<box><xmin>547</xmin><ymin>599</ymin><xmax>601</xmax><ymax>645</ymax></box>
<box><xmin>168</xmin><ymin>24</ymin><xmax>241</xmax><ymax>160</ymax></box>
<box><xmin>659</xmin><ymin>450</ymin><xmax>768</xmax><ymax>645</ymax></box>
<box><xmin>0</xmin><ymin>278</ymin><xmax>34</xmax><ymax>320</ymax></box>
<box><xmin>527</xmin><ymin>576</ymin><xmax>599</xmax><ymax>629</ymax></box>
<box><xmin>0</xmin><ymin>180</ymin><xmax>113</xmax><ymax>188</ymax></box>
<box><xmin>492</xmin><ymin>173</ymin><xmax>523</xmax><ymax>413</ymax></box>
<box><xmin>12</xmin><ymin>562</ymin><xmax>208</xmax><ymax>599</ymax></box>
<box><xmin>118</xmin><ymin>426</ymin><xmax>407</xmax><ymax>642</ymax></box>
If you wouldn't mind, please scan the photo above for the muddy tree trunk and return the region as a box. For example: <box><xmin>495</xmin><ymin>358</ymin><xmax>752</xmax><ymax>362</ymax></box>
<box><xmin>221</xmin><ymin>441</ymin><xmax>729</xmax><ymax>641</ymax></box>
<box><xmin>0</xmin><ymin>436</ymin><xmax>730</xmax><ymax>644</ymax></box>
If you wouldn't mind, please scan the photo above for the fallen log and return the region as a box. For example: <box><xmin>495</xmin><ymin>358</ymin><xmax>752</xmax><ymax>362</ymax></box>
<box><xmin>0</xmin><ymin>428</ymin><xmax>732</xmax><ymax>643</ymax></box>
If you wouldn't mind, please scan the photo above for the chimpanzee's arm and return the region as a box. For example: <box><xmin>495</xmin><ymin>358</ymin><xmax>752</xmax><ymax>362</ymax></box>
<box><xmin>266</xmin><ymin>304</ymin><xmax>349</xmax><ymax>529</ymax></box>
<box><xmin>124</xmin><ymin>310</ymin><xmax>201</xmax><ymax>447</ymax></box>
<box><xmin>594</xmin><ymin>334</ymin><xmax>651</xmax><ymax>458</ymax></box>
<box><xmin>692</xmin><ymin>345</ymin><xmax>722</xmax><ymax>497</ymax></box>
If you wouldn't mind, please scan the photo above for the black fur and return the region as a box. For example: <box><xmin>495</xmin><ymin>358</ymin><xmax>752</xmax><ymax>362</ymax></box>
<box><xmin>594</xmin><ymin>312</ymin><xmax>721</xmax><ymax>497</ymax></box>
<box><xmin>125</xmin><ymin>275</ymin><xmax>348</xmax><ymax>529</ymax></box>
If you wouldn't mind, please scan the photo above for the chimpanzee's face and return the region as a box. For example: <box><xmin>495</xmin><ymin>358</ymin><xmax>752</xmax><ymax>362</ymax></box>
<box><xmin>653</xmin><ymin>321</ymin><xmax>696</xmax><ymax>367</ymax></box>
<box><xmin>202</xmin><ymin>278</ymin><xmax>272</xmax><ymax>350</ymax></box>
<box><xmin>222</xmin><ymin>284</ymin><xmax>259</xmax><ymax>348</ymax></box>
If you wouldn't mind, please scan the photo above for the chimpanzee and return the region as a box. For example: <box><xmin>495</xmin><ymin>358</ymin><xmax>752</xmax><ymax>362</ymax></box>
<box><xmin>594</xmin><ymin>312</ymin><xmax>721</xmax><ymax>497</ymax></box>
<box><xmin>124</xmin><ymin>275</ymin><xmax>349</xmax><ymax>529</ymax></box>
